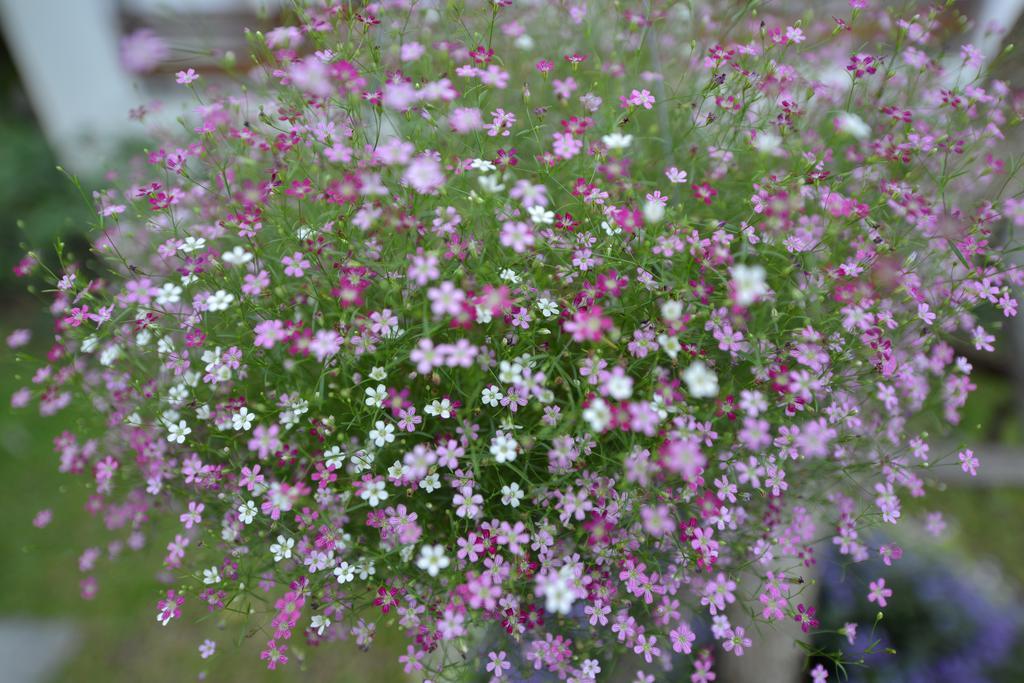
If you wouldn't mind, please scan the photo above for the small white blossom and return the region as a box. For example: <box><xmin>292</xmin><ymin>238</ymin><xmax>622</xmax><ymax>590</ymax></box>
<box><xmin>415</xmin><ymin>544</ymin><xmax>451</xmax><ymax>577</ymax></box>
<box><xmin>730</xmin><ymin>263</ymin><xmax>768</xmax><ymax>306</ymax></box>
<box><xmin>835</xmin><ymin>111</ymin><xmax>871</xmax><ymax>140</ymax></box>
<box><xmin>537</xmin><ymin>298</ymin><xmax>559</xmax><ymax>317</ymax></box>
<box><xmin>221</xmin><ymin>246</ymin><xmax>253</xmax><ymax>265</ymax></box>
<box><xmin>231</xmin><ymin>407</ymin><xmax>254</xmax><ymax>431</ymax></box>
<box><xmin>420</xmin><ymin>473</ymin><xmax>441</xmax><ymax>492</ymax></box>
<box><xmin>369</xmin><ymin>421</ymin><xmax>395</xmax><ymax>448</ymax></box>
<box><xmin>333</xmin><ymin>561</ymin><xmax>356</xmax><ymax>584</ymax></box>
<box><xmin>324</xmin><ymin>446</ymin><xmax>347</xmax><ymax>469</ymax></box>
<box><xmin>237</xmin><ymin>500</ymin><xmax>257</xmax><ymax>524</ymax></box>
<box><xmin>683</xmin><ymin>360</ymin><xmax>719</xmax><ymax>398</ymax></box>
<box><xmin>205</xmin><ymin>290</ymin><xmax>234</xmax><ymax>312</ymax></box>
<box><xmin>424</xmin><ymin>398</ymin><xmax>453</xmax><ymax>418</ymax></box>
<box><xmin>166</xmin><ymin>420</ymin><xmax>191</xmax><ymax>444</ymax></box>
<box><xmin>643</xmin><ymin>199</ymin><xmax>665</xmax><ymax>223</ymax></box>
<box><xmin>364</xmin><ymin>384</ymin><xmax>387</xmax><ymax>408</ymax></box>
<box><xmin>470</xmin><ymin>158</ymin><xmax>497</xmax><ymax>172</ymax></box>
<box><xmin>500</xmin><ymin>482</ymin><xmax>525</xmax><ymax>508</ymax></box>
<box><xmin>582</xmin><ymin>398</ymin><xmax>611</xmax><ymax>432</ymax></box>
<box><xmin>478</xmin><ymin>174</ymin><xmax>505</xmax><ymax>193</ymax></box>
<box><xmin>360</xmin><ymin>479</ymin><xmax>388</xmax><ymax>507</ymax></box>
<box><xmin>500</xmin><ymin>269</ymin><xmax>521</xmax><ymax>284</ymax></box>
<box><xmin>527</xmin><ymin>205</ymin><xmax>555</xmax><ymax>224</ymax></box>
<box><xmin>475</xmin><ymin>306</ymin><xmax>493</xmax><ymax>324</ymax></box>
<box><xmin>202</xmin><ymin>566</ymin><xmax>221</xmax><ymax>585</ymax></box>
<box><xmin>179</xmin><ymin>236</ymin><xmax>206</xmax><ymax>253</ymax></box>
<box><xmin>310</xmin><ymin>614</ymin><xmax>331</xmax><ymax>636</ymax></box>
<box><xmin>601</xmin><ymin>132</ymin><xmax>633</xmax><ymax>150</ymax></box>
<box><xmin>270</xmin><ymin>535</ymin><xmax>294</xmax><ymax>562</ymax></box>
<box><xmin>481</xmin><ymin>386</ymin><xmax>504</xmax><ymax>407</ymax></box>
<box><xmin>542</xmin><ymin>566</ymin><xmax>577</xmax><ymax>615</ymax></box>
<box><xmin>489</xmin><ymin>431</ymin><xmax>519</xmax><ymax>464</ymax></box>
<box><xmin>155</xmin><ymin>283</ymin><xmax>183</xmax><ymax>306</ymax></box>
<box><xmin>661</xmin><ymin>300</ymin><xmax>684</xmax><ymax>322</ymax></box>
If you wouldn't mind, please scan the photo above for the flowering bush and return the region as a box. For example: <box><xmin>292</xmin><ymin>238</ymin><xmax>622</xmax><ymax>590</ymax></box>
<box><xmin>12</xmin><ymin>0</ymin><xmax>1024</xmax><ymax>681</ymax></box>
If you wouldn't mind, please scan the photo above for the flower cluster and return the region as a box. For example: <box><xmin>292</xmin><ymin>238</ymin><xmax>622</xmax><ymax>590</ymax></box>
<box><xmin>13</xmin><ymin>0</ymin><xmax>1023</xmax><ymax>681</ymax></box>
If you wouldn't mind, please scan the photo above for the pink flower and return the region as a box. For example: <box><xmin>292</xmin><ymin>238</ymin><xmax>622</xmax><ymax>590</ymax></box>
<box><xmin>175</xmin><ymin>68</ymin><xmax>199</xmax><ymax>84</ymax></box>
<box><xmin>398</xmin><ymin>644</ymin><xmax>424</xmax><ymax>673</ymax></box>
<box><xmin>282</xmin><ymin>252</ymin><xmax>311</xmax><ymax>277</ymax></box>
<box><xmin>486</xmin><ymin>650</ymin><xmax>511</xmax><ymax>677</ymax></box>
<box><xmin>958</xmin><ymin>449</ymin><xmax>979</xmax><ymax>476</ymax></box>
<box><xmin>563</xmin><ymin>305</ymin><xmax>613</xmax><ymax>342</ymax></box>
<box><xmin>622</xmin><ymin>88</ymin><xmax>655</xmax><ymax>109</ymax></box>
<box><xmin>867</xmin><ymin>578</ymin><xmax>892</xmax><ymax>607</ymax></box>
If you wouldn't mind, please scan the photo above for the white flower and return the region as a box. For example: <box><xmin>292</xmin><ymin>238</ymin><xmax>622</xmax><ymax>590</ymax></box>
<box><xmin>155</xmin><ymin>282</ymin><xmax>183</xmax><ymax>306</ymax></box>
<box><xmin>755</xmin><ymin>131</ymin><xmax>783</xmax><ymax>154</ymax></box>
<box><xmin>351</xmin><ymin>450</ymin><xmax>375</xmax><ymax>474</ymax></box>
<box><xmin>489</xmin><ymin>431</ymin><xmax>519</xmax><ymax>464</ymax></box>
<box><xmin>730</xmin><ymin>263</ymin><xmax>768</xmax><ymax>306</ymax></box>
<box><xmin>542</xmin><ymin>566</ymin><xmax>577</xmax><ymax>615</ymax></box>
<box><xmin>166</xmin><ymin>420</ymin><xmax>191</xmax><ymax>444</ymax></box>
<box><xmin>606</xmin><ymin>372</ymin><xmax>634</xmax><ymax>400</ymax></box>
<box><xmin>537</xmin><ymin>298</ymin><xmax>559</xmax><ymax>317</ymax></box>
<box><xmin>499</xmin><ymin>268</ymin><xmax>521</xmax><ymax>284</ymax></box>
<box><xmin>420</xmin><ymin>473</ymin><xmax>441</xmax><ymax>492</ymax></box>
<box><xmin>514</xmin><ymin>34</ymin><xmax>534</xmax><ymax>50</ymax></box>
<box><xmin>270</xmin><ymin>535</ymin><xmax>294</xmax><ymax>562</ymax></box>
<box><xmin>369</xmin><ymin>421</ymin><xmax>395</xmax><ymax>448</ymax></box>
<box><xmin>324</xmin><ymin>445</ymin><xmax>346</xmax><ymax>470</ymax></box>
<box><xmin>481</xmin><ymin>386</ymin><xmax>504</xmax><ymax>407</ymax></box>
<box><xmin>835</xmin><ymin>111</ymin><xmax>871</xmax><ymax>140</ymax></box>
<box><xmin>360</xmin><ymin>479</ymin><xmax>388</xmax><ymax>507</ymax></box>
<box><xmin>221</xmin><ymin>246</ymin><xmax>253</xmax><ymax>265</ymax></box>
<box><xmin>500</xmin><ymin>482</ymin><xmax>525</xmax><ymax>508</ymax></box>
<box><xmin>369</xmin><ymin>366</ymin><xmax>388</xmax><ymax>381</ymax></box>
<box><xmin>527</xmin><ymin>205</ymin><xmax>555</xmax><ymax>224</ymax></box>
<box><xmin>498</xmin><ymin>360</ymin><xmax>524</xmax><ymax>384</ymax></box>
<box><xmin>310</xmin><ymin>614</ymin><xmax>331</xmax><ymax>636</ymax></box>
<box><xmin>202</xmin><ymin>566</ymin><xmax>221</xmax><ymax>585</ymax></box>
<box><xmin>601</xmin><ymin>220</ymin><xmax>622</xmax><ymax>237</ymax></box>
<box><xmin>206</xmin><ymin>290</ymin><xmax>234</xmax><ymax>312</ymax></box>
<box><xmin>98</xmin><ymin>344</ymin><xmax>121</xmax><ymax>366</ymax></box>
<box><xmin>643</xmin><ymin>199</ymin><xmax>665</xmax><ymax>224</ymax></box>
<box><xmin>424</xmin><ymin>398</ymin><xmax>453</xmax><ymax>418</ymax></box>
<box><xmin>179</xmin><ymin>236</ymin><xmax>206</xmax><ymax>253</ymax></box>
<box><xmin>683</xmin><ymin>360</ymin><xmax>719</xmax><ymax>398</ymax></box>
<box><xmin>658</xmin><ymin>333</ymin><xmax>681</xmax><ymax>359</ymax></box>
<box><xmin>661</xmin><ymin>300</ymin><xmax>684</xmax><ymax>322</ymax></box>
<box><xmin>601</xmin><ymin>132</ymin><xmax>633</xmax><ymax>150</ymax></box>
<box><xmin>231</xmin><ymin>407</ymin><xmax>254</xmax><ymax>431</ymax></box>
<box><xmin>470</xmin><ymin>158</ymin><xmax>497</xmax><ymax>172</ymax></box>
<box><xmin>237</xmin><ymin>500</ymin><xmax>257</xmax><ymax>524</ymax></box>
<box><xmin>415</xmin><ymin>544</ymin><xmax>450</xmax><ymax>577</ymax></box>
<box><xmin>356</xmin><ymin>560</ymin><xmax>376</xmax><ymax>580</ymax></box>
<box><xmin>475</xmin><ymin>306</ymin><xmax>493</xmax><ymax>324</ymax></box>
<box><xmin>364</xmin><ymin>384</ymin><xmax>387</xmax><ymax>408</ymax></box>
<box><xmin>333</xmin><ymin>561</ymin><xmax>356</xmax><ymax>584</ymax></box>
<box><xmin>478</xmin><ymin>174</ymin><xmax>506</xmax><ymax>193</ymax></box>
<box><xmin>387</xmin><ymin>460</ymin><xmax>407</xmax><ymax>480</ymax></box>
<box><xmin>582</xmin><ymin>398</ymin><xmax>611</xmax><ymax>432</ymax></box>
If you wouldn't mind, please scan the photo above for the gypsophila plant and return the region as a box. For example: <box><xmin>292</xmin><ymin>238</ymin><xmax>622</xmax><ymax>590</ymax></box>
<box><xmin>11</xmin><ymin>0</ymin><xmax>1024</xmax><ymax>680</ymax></box>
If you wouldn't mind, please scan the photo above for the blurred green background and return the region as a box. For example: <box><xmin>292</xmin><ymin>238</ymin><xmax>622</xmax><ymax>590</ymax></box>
<box><xmin>2</xmin><ymin>14</ymin><xmax>1024</xmax><ymax>683</ymax></box>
